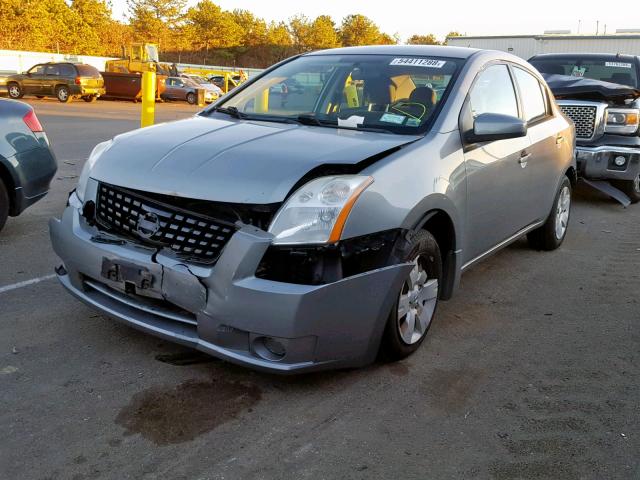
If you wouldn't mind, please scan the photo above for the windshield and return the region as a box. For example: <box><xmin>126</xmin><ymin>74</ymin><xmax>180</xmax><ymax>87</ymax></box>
<box><xmin>145</xmin><ymin>45</ymin><xmax>159</xmax><ymax>63</ymax></box>
<box><xmin>213</xmin><ymin>54</ymin><xmax>461</xmax><ymax>134</ymax></box>
<box><xmin>530</xmin><ymin>57</ymin><xmax>638</xmax><ymax>88</ymax></box>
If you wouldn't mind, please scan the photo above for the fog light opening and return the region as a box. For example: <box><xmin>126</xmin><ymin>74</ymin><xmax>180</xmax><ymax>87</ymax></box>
<box><xmin>614</xmin><ymin>155</ymin><xmax>627</xmax><ymax>167</ymax></box>
<box><xmin>253</xmin><ymin>336</ymin><xmax>287</xmax><ymax>361</ymax></box>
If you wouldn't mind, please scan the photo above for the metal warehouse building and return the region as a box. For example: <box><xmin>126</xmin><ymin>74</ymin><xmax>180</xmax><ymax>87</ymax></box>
<box><xmin>446</xmin><ymin>34</ymin><xmax>640</xmax><ymax>59</ymax></box>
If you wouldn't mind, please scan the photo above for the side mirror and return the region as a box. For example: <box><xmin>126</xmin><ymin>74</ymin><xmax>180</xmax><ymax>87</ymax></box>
<box><xmin>466</xmin><ymin>113</ymin><xmax>527</xmax><ymax>143</ymax></box>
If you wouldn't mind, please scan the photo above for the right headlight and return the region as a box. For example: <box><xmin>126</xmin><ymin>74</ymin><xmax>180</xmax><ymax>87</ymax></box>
<box><xmin>76</xmin><ymin>140</ymin><xmax>112</xmax><ymax>202</ymax></box>
<box><xmin>605</xmin><ymin>108</ymin><xmax>639</xmax><ymax>135</ymax></box>
<box><xmin>268</xmin><ymin>175</ymin><xmax>374</xmax><ymax>245</ymax></box>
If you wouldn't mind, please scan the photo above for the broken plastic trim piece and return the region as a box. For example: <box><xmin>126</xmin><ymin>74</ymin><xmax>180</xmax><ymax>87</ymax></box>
<box><xmin>582</xmin><ymin>178</ymin><xmax>631</xmax><ymax>207</ymax></box>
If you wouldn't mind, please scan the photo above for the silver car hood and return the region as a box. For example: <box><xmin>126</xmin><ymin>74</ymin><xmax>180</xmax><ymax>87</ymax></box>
<box><xmin>90</xmin><ymin>115</ymin><xmax>419</xmax><ymax>204</ymax></box>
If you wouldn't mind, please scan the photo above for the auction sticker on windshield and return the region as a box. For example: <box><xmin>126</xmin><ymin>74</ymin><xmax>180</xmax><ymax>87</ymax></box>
<box><xmin>390</xmin><ymin>58</ymin><xmax>446</xmax><ymax>68</ymax></box>
<box><xmin>605</xmin><ymin>62</ymin><xmax>632</xmax><ymax>69</ymax></box>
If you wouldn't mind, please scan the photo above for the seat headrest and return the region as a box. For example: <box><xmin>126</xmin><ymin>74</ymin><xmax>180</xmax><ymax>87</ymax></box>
<box><xmin>409</xmin><ymin>86</ymin><xmax>436</xmax><ymax>106</ymax></box>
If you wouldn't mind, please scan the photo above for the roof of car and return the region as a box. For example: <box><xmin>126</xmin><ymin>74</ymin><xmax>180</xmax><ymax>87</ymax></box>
<box><xmin>530</xmin><ymin>53</ymin><xmax>639</xmax><ymax>61</ymax></box>
<box><xmin>305</xmin><ymin>45</ymin><xmax>481</xmax><ymax>59</ymax></box>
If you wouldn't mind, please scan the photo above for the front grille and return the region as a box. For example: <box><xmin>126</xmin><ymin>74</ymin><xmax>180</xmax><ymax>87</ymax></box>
<box><xmin>558</xmin><ymin>104</ymin><xmax>597</xmax><ymax>139</ymax></box>
<box><xmin>96</xmin><ymin>183</ymin><xmax>236</xmax><ymax>264</ymax></box>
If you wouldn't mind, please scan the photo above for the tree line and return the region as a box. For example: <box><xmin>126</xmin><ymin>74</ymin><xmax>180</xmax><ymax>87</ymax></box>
<box><xmin>0</xmin><ymin>0</ymin><xmax>461</xmax><ymax>68</ymax></box>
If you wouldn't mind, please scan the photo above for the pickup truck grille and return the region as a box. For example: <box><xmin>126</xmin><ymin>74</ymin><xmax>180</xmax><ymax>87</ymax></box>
<box><xmin>95</xmin><ymin>183</ymin><xmax>236</xmax><ymax>264</ymax></box>
<box><xmin>558</xmin><ymin>104</ymin><xmax>597</xmax><ymax>139</ymax></box>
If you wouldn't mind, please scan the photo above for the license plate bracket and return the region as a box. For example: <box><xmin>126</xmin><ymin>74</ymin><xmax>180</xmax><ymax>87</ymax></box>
<box><xmin>101</xmin><ymin>257</ymin><xmax>154</xmax><ymax>291</ymax></box>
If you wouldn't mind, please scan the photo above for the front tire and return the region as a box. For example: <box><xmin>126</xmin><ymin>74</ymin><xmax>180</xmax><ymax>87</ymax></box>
<box><xmin>380</xmin><ymin>230</ymin><xmax>442</xmax><ymax>361</ymax></box>
<box><xmin>56</xmin><ymin>85</ymin><xmax>71</xmax><ymax>103</ymax></box>
<box><xmin>0</xmin><ymin>179</ymin><xmax>9</xmax><ymax>233</ymax></box>
<box><xmin>612</xmin><ymin>174</ymin><xmax>640</xmax><ymax>204</ymax></box>
<box><xmin>186</xmin><ymin>92</ymin><xmax>196</xmax><ymax>105</ymax></box>
<box><xmin>7</xmin><ymin>83</ymin><xmax>23</xmax><ymax>99</ymax></box>
<box><xmin>527</xmin><ymin>177</ymin><xmax>572</xmax><ymax>251</ymax></box>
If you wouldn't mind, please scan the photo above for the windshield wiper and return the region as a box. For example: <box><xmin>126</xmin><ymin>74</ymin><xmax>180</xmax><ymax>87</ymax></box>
<box><xmin>212</xmin><ymin>106</ymin><xmax>246</xmax><ymax>119</ymax></box>
<box><xmin>294</xmin><ymin>114</ymin><xmax>395</xmax><ymax>134</ymax></box>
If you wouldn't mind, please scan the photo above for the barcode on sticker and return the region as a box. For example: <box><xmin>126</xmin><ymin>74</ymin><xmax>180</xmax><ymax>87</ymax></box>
<box><xmin>605</xmin><ymin>62</ymin><xmax>632</xmax><ymax>69</ymax></box>
<box><xmin>390</xmin><ymin>58</ymin><xmax>446</xmax><ymax>68</ymax></box>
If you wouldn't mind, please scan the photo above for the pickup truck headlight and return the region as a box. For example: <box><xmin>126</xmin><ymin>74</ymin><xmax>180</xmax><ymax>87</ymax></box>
<box><xmin>605</xmin><ymin>108</ymin><xmax>639</xmax><ymax>134</ymax></box>
<box><xmin>76</xmin><ymin>140</ymin><xmax>112</xmax><ymax>202</ymax></box>
<box><xmin>268</xmin><ymin>175</ymin><xmax>374</xmax><ymax>245</ymax></box>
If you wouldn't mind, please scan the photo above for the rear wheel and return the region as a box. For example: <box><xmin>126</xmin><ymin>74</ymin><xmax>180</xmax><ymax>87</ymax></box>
<box><xmin>36</xmin><ymin>95</ymin><xmax>45</xmax><ymax>99</ymax></box>
<box><xmin>186</xmin><ymin>92</ymin><xmax>196</xmax><ymax>105</ymax></box>
<box><xmin>527</xmin><ymin>177</ymin><xmax>571</xmax><ymax>250</ymax></box>
<box><xmin>612</xmin><ymin>174</ymin><xmax>640</xmax><ymax>204</ymax></box>
<box><xmin>7</xmin><ymin>83</ymin><xmax>22</xmax><ymax>99</ymax></box>
<box><xmin>56</xmin><ymin>85</ymin><xmax>71</xmax><ymax>103</ymax></box>
<box><xmin>0</xmin><ymin>179</ymin><xmax>9</xmax><ymax>233</ymax></box>
<box><xmin>82</xmin><ymin>95</ymin><xmax>97</xmax><ymax>103</ymax></box>
<box><xmin>380</xmin><ymin>230</ymin><xmax>442</xmax><ymax>360</ymax></box>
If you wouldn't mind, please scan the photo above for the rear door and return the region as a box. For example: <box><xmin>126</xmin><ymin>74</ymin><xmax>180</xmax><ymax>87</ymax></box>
<box><xmin>43</xmin><ymin>64</ymin><xmax>61</xmax><ymax>95</ymax></box>
<box><xmin>512</xmin><ymin>66</ymin><xmax>567</xmax><ymax>222</ymax></box>
<box><xmin>462</xmin><ymin>63</ymin><xmax>533</xmax><ymax>262</ymax></box>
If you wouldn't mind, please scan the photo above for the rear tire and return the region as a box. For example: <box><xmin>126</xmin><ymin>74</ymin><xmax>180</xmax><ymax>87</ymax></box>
<box><xmin>379</xmin><ymin>230</ymin><xmax>442</xmax><ymax>361</ymax></box>
<box><xmin>612</xmin><ymin>174</ymin><xmax>640</xmax><ymax>204</ymax></box>
<box><xmin>0</xmin><ymin>179</ymin><xmax>9</xmax><ymax>233</ymax></box>
<box><xmin>36</xmin><ymin>95</ymin><xmax>45</xmax><ymax>99</ymax></box>
<box><xmin>82</xmin><ymin>95</ymin><xmax>97</xmax><ymax>103</ymax></box>
<box><xmin>186</xmin><ymin>92</ymin><xmax>196</xmax><ymax>105</ymax></box>
<box><xmin>527</xmin><ymin>177</ymin><xmax>572</xmax><ymax>251</ymax></box>
<box><xmin>56</xmin><ymin>85</ymin><xmax>71</xmax><ymax>103</ymax></box>
<box><xmin>7</xmin><ymin>83</ymin><xmax>23</xmax><ymax>99</ymax></box>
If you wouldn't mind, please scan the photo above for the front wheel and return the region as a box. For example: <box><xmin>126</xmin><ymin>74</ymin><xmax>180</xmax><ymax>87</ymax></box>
<box><xmin>0</xmin><ymin>179</ymin><xmax>9</xmax><ymax>233</ymax></box>
<box><xmin>186</xmin><ymin>92</ymin><xmax>196</xmax><ymax>105</ymax></box>
<box><xmin>56</xmin><ymin>86</ymin><xmax>71</xmax><ymax>103</ymax></box>
<box><xmin>527</xmin><ymin>177</ymin><xmax>572</xmax><ymax>250</ymax></box>
<box><xmin>7</xmin><ymin>83</ymin><xmax>23</xmax><ymax>99</ymax></box>
<box><xmin>379</xmin><ymin>230</ymin><xmax>442</xmax><ymax>361</ymax></box>
<box><xmin>612</xmin><ymin>174</ymin><xmax>640</xmax><ymax>204</ymax></box>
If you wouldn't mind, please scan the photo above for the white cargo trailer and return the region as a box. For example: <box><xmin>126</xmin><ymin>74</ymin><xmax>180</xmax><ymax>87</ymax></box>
<box><xmin>446</xmin><ymin>34</ymin><xmax>640</xmax><ymax>59</ymax></box>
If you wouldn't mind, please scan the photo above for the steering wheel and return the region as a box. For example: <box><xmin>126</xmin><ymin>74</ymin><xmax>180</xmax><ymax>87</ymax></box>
<box><xmin>388</xmin><ymin>99</ymin><xmax>429</xmax><ymax>121</ymax></box>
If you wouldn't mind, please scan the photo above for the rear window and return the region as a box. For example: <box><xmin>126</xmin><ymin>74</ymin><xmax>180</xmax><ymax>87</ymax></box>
<box><xmin>530</xmin><ymin>57</ymin><xmax>639</xmax><ymax>87</ymax></box>
<box><xmin>75</xmin><ymin>64</ymin><xmax>101</xmax><ymax>78</ymax></box>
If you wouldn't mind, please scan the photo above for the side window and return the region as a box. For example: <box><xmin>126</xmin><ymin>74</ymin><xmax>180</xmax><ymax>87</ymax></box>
<box><xmin>513</xmin><ymin>67</ymin><xmax>547</xmax><ymax>122</ymax></box>
<box><xmin>59</xmin><ymin>65</ymin><xmax>76</xmax><ymax>77</ymax></box>
<box><xmin>29</xmin><ymin>65</ymin><xmax>45</xmax><ymax>75</ymax></box>
<box><xmin>45</xmin><ymin>65</ymin><xmax>59</xmax><ymax>76</ymax></box>
<box><xmin>469</xmin><ymin>64</ymin><xmax>518</xmax><ymax>118</ymax></box>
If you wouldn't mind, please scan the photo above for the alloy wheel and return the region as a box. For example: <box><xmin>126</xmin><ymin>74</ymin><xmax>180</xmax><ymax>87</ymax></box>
<box><xmin>555</xmin><ymin>185</ymin><xmax>571</xmax><ymax>240</ymax></box>
<box><xmin>397</xmin><ymin>256</ymin><xmax>439</xmax><ymax>345</ymax></box>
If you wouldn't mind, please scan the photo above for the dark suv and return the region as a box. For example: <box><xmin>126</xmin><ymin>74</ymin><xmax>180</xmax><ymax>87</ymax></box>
<box><xmin>6</xmin><ymin>63</ymin><xmax>105</xmax><ymax>103</ymax></box>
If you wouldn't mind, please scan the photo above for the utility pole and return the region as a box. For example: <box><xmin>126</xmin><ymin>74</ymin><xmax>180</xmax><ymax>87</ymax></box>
<box><xmin>596</xmin><ymin>20</ymin><xmax>599</xmax><ymax>35</ymax></box>
<box><xmin>577</xmin><ymin>19</ymin><xmax>581</xmax><ymax>34</ymax></box>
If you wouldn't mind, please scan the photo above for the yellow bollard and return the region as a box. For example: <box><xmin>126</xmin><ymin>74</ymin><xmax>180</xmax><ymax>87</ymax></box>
<box><xmin>141</xmin><ymin>71</ymin><xmax>156</xmax><ymax>128</ymax></box>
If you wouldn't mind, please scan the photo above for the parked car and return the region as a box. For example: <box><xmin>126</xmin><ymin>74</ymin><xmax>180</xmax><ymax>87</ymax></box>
<box><xmin>179</xmin><ymin>74</ymin><xmax>224</xmax><ymax>98</ymax></box>
<box><xmin>50</xmin><ymin>46</ymin><xmax>575</xmax><ymax>373</ymax></box>
<box><xmin>530</xmin><ymin>53</ymin><xmax>640</xmax><ymax>203</ymax></box>
<box><xmin>0</xmin><ymin>99</ymin><xmax>57</xmax><ymax>232</ymax></box>
<box><xmin>6</xmin><ymin>62</ymin><xmax>105</xmax><ymax>103</ymax></box>
<box><xmin>162</xmin><ymin>76</ymin><xmax>219</xmax><ymax>104</ymax></box>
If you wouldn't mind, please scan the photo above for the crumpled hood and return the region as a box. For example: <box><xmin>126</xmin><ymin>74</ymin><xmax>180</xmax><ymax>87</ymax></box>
<box><xmin>90</xmin><ymin>115</ymin><xmax>418</xmax><ymax>204</ymax></box>
<box><xmin>543</xmin><ymin>73</ymin><xmax>640</xmax><ymax>101</ymax></box>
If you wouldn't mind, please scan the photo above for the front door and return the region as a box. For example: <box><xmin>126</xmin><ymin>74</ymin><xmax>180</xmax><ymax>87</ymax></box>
<box><xmin>462</xmin><ymin>64</ymin><xmax>532</xmax><ymax>263</ymax></box>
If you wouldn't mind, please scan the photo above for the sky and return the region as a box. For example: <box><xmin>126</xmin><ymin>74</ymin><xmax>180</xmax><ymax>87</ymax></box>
<box><xmin>110</xmin><ymin>0</ymin><xmax>640</xmax><ymax>42</ymax></box>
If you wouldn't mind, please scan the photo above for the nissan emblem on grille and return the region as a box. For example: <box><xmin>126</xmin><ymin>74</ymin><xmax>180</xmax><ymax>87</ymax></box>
<box><xmin>95</xmin><ymin>183</ymin><xmax>237</xmax><ymax>264</ymax></box>
<box><xmin>136</xmin><ymin>211</ymin><xmax>160</xmax><ymax>238</ymax></box>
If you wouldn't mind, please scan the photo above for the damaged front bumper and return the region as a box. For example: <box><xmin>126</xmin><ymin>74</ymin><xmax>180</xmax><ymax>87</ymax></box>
<box><xmin>575</xmin><ymin>136</ymin><xmax>640</xmax><ymax>181</ymax></box>
<box><xmin>49</xmin><ymin>195</ymin><xmax>411</xmax><ymax>374</ymax></box>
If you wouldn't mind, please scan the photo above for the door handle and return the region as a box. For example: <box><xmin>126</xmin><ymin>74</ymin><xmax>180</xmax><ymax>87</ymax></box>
<box><xmin>518</xmin><ymin>152</ymin><xmax>531</xmax><ymax>168</ymax></box>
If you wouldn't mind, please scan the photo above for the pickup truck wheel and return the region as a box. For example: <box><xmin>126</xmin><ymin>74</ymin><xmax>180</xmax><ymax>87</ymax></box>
<box><xmin>186</xmin><ymin>92</ymin><xmax>196</xmax><ymax>105</ymax></box>
<box><xmin>612</xmin><ymin>175</ymin><xmax>640</xmax><ymax>204</ymax></box>
<box><xmin>56</xmin><ymin>86</ymin><xmax>71</xmax><ymax>103</ymax></box>
<box><xmin>82</xmin><ymin>95</ymin><xmax>97</xmax><ymax>103</ymax></box>
<box><xmin>380</xmin><ymin>230</ymin><xmax>442</xmax><ymax>361</ymax></box>
<box><xmin>7</xmin><ymin>83</ymin><xmax>23</xmax><ymax>99</ymax></box>
<box><xmin>527</xmin><ymin>177</ymin><xmax>571</xmax><ymax>251</ymax></box>
<box><xmin>0</xmin><ymin>179</ymin><xmax>9</xmax><ymax>233</ymax></box>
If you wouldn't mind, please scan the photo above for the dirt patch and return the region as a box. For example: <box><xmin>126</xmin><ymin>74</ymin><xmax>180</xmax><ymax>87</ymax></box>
<box><xmin>115</xmin><ymin>379</ymin><xmax>261</xmax><ymax>445</ymax></box>
<box><xmin>422</xmin><ymin>367</ymin><xmax>484</xmax><ymax>412</ymax></box>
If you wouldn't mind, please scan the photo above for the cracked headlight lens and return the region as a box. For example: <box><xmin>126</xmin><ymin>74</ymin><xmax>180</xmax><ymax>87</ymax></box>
<box><xmin>268</xmin><ymin>175</ymin><xmax>373</xmax><ymax>245</ymax></box>
<box><xmin>76</xmin><ymin>140</ymin><xmax>112</xmax><ymax>202</ymax></box>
